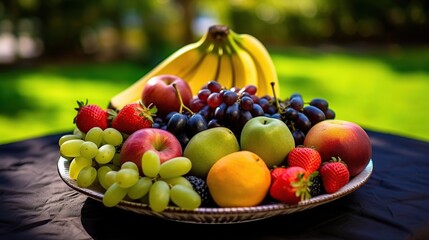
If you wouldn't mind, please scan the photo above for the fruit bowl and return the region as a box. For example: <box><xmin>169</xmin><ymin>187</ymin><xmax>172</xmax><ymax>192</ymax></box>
<box><xmin>57</xmin><ymin>156</ymin><xmax>373</xmax><ymax>224</ymax></box>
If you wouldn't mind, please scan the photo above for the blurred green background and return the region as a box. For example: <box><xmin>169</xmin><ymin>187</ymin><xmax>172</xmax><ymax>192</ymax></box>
<box><xmin>1</xmin><ymin>0</ymin><xmax>428</xmax><ymax>144</ymax></box>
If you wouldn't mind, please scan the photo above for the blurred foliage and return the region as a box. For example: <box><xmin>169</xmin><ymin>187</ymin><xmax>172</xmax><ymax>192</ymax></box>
<box><xmin>0</xmin><ymin>0</ymin><xmax>428</xmax><ymax>64</ymax></box>
<box><xmin>0</xmin><ymin>0</ymin><xmax>428</xmax><ymax>144</ymax></box>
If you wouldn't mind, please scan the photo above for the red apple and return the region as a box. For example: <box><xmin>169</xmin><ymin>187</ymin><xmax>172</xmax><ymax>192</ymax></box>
<box><xmin>303</xmin><ymin>119</ymin><xmax>372</xmax><ymax>177</ymax></box>
<box><xmin>141</xmin><ymin>74</ymin><xmax>193</xmax><ymax>118</ymax></box>
<box><xmin>119</xmin><ymin>128</ymin><xmax>182</xmax><ymax>175</ymax></box>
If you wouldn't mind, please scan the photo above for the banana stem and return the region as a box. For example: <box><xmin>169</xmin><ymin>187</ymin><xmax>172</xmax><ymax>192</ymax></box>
<box><xmin>173</xmin><ymin>83</ymin><xmax>194</xmax><ymax>115</ymax></box>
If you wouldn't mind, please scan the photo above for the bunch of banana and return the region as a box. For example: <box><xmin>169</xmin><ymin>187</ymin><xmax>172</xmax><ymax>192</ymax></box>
<box><xmin>109</xmin><ymin>25</ymin><xmax>280</xmax><ymax>110</ymax></box>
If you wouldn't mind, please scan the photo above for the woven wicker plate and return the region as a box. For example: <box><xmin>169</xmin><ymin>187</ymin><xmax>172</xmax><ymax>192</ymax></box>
<box><xmin>58</xmin><ymin>157</ymin><xmax>373</xmax><ymax>224</ymax></box>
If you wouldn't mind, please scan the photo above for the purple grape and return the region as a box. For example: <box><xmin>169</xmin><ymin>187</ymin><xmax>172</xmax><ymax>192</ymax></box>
<box><xmin>239</xmin><ymin>110</ymin><xmax>253</xmax><ymax>128</ymax></box>
<box><xmin>290</xmin><ymin>97</ymin><xmax>304</xmax><ymax>111</ymax></box>
<box><xmin>239</xmin><ymin>96</ymin><xmax>254</xmax><ymax>111</ymax></box>
<box><xmin>267</xmin><ymin>106</ymin><xmax>277</xmax><ymax>115</ymax></box>
<box><xmin>295</xmin><ymin>112</ymin><xmax>312</xmax><ymax>132</ymax></box>
<box><xmin>270</xmin><ymin>113</ymin><xmax>282</xmax><ymax>120</ymax></box>
<box><xmin>214</xmin><ymin>103</ymin><xmax>227</xmax><ymax>121</ymax></box>
<box><xmin>207</xmin><ymin>92</ymin><xmax>222</xmax><ymax>108</ymax></box>
<box><xmin>251</xmin><ymin>104</ymin><xmax>264</xmax><ymax>117</ymax></box>
<box><xmin>309</xmin><ymin>98</ymin><xmax>329</xmax><ymax>112</ymax></box>
<box><xmin>198</xmin><ymin>105</ymin><xmax>213</xmax><ymax>121</ymax></box>
<box><xmin>292</xmin><ymin>129</ymin><xmax>306</xmax><ymax>146</ymax></box>
<box><xmin>258</xmin><ymin>98</ymin><xmax>270</xmax><ymax>113</ymax></box>
<box><xmin>187</xmin><ymin>113</ymin><xmax>208</xmax><ymax>136</ymax></box>
<box><xmin>207</xmin><ymin>81</ymin><xmax>222</xmax><ymax>93</ymax></box>
<box><xmin>166</xmin><ymin>113</ymin><xmax>188</xmax><ymax>135</ymax></box>
<box><xmin>208</xmin><ymin>119</ymin><xmax>222</xmax><ymax>128</ymax></box>
<box><xmin>222</xmin><ymin>90</ymin><xmax>238</xmax><ymax>106</ymax></box>
<box><xmin>197</xmin><ymin>89</ymin><xmax>211</xmax><ymax>103</ymax></box>
<box><xmin>325</xmin><ymin>108</ymin><xmax>336</xmax><ymax>119</ymax></box>
<box><xmin>283</xmin><ymin>107</ymin><xmax>299</xmax><ymax>120</ymax></box>
<box><xmin>239</xmin><ymin>85</ymin><xmax>257</xmax><ymax>95</ymax></box>
<box><xmin>225</xmin><ymin>102</ymin><xmax>240</xmax><ymax>124</ymax></box>
<box><xmin>303</xmin><ymin>105</ymin><xmax>326</xmax><ymax>125</ymax></box>
<box><xmin>189</xmin><ymin>98</ymin><xmax>205</xmax><ymax>113</ymax></box>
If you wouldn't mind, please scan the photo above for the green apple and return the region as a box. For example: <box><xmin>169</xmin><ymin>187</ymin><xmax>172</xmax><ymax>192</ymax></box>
<box><xmin>184</xmin><ymin>127</ymin><xmax>240</xmax><ymax>178</ymax></box>
<box><xmin>240</xmin><ymin>116</ymin><xmax>295</xmax><ymax>168</ymax></box>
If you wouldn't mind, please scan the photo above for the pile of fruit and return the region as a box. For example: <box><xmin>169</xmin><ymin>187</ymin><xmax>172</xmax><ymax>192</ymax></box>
<box><xmin>58</xmin><ymin>25</ymin><xmax>372</xmax><ymax>213</ymax></box>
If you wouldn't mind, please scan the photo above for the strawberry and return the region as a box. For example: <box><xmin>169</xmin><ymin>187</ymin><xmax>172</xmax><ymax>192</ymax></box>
<box><xmin>74</xmin><ymin>100</ymin><xmax>108</xmax><ymax>133</ymax></box>
<box><xmin>110</xmin><ymin>101</ymin><xmax>157</xmax><ymax>135</ymax></box>
<box><xmin>270</xmin><ymin>166</ymin><xmax>287</xmax><ymax>184</ymax></box>
<box><xmin>286</xmin><ymin>146</ymin><xmax>321</xmax><ymax>175</ymax></box>
<box><xmin>319</xmin><ymin>157</ymin><xmax>350</xmax><ymax>194</ymax></box>
<box><xmin>269</xmin><ymin>166</ymin><xmax>311</xmax><ymax>204</ymax></box>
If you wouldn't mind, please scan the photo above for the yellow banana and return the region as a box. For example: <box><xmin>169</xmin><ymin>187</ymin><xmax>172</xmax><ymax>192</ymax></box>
<box><xmin>185</xmin><ymin>43</ymin><xmax>221</xmax><ymax>94</ymax></box>
<box><xmin>230</xmin><ymin>31</ymin><xmax>280</xmax><ymax>98</ymax></box>
<box><xmin>109</xmin><ymin>32</ymin><xmax>211</xmax><ymax>110</ymax></box>
<box><xmin>109</xmin><ymin>25</ymin><xmax>280</xmax><ymax>111</ymax></box>
<box><xmin>227</xmin><ymin>33</ymin><xmax>259</xmax><ymax>90</ymax></box>
<box><xmin>215</xmin><ymin>45</ymin><xmax>234</xmax><ymax>89</ymax></box>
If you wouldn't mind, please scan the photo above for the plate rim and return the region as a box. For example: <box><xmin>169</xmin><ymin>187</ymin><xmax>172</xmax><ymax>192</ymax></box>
<box><xmin>57</xmin><ymin>157</ymin><xmax>373</xmax><ymax>224</ymax></box>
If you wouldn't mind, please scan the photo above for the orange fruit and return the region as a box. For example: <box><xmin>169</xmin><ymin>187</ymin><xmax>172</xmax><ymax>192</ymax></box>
<box><xmin>206</xmin><ymin>150</ymin><xmax>271</xmax><ymax>207</ymax></box>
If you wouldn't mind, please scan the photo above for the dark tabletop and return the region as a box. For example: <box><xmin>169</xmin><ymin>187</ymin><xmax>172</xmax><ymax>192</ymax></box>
<box><xmin>1</xmin><ymin>129</ymin><xmax>429</xmax><ymax>240</ymax></box>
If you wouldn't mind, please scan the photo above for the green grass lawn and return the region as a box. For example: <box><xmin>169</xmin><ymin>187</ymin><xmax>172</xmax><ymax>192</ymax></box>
<box><xmin>1</xmin><ymin>46</ymin><xmax>428</xmax><ymax>145</ymax></box>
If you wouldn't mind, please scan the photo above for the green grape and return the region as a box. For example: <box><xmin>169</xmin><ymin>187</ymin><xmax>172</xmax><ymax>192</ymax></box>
<box><xmin>74</xmin><ymin>155</ymin><xmax>92</xmax><ymax>166</ymax></box>
<box><xmin>69</xmin><ymin>157</ymin><xmax>91</xmax><ymax>180</ymax></box>
<box><xmin>111</xmin><ymin>153</ymin><xmax>121</xmax><ymax>167</ymax></box>
<box><xmin>77</xmin><ymin>166</ymin><xmax>97</xmax><ymax>188</ymax></box>
<box><xmin>149</xmin><ymin>180</ymin><xmax>170</xmax><ymax>212</ymax></box>
<box><xmin>102</xmin><ymin>128</ymin><xmax>123</xmax><ymax>146</ymax></box>
<box><xmin>162</xmin><ymin>176</ymin><xmax>193</xmax><ymax>189</ymax></box>
<box><xmin>79</xmin><ymin>141</ymin><xmax>99</xmax><ymax>159</ymax></box>
<box><xmin>170</xmin><ymin>184</ymin><xmax>202</xmax><ymax>210</ymax></box>
<box><xmin>73</xmin><ymin>127</ymin><xmax>86</xmax><ymax>138</ymax></box>
<box><xmin>103</xmin><ymin>182</ymin><xmax>128</xmax><ymax>207</ymax></box>
<box><xmin>158</xmin><ymin>157</ymin><xmax>192</xmax><ymax>179</ymax></box>
<box><xmin>127</xmin><ymin>177</ymin><xmax>152</xmax><ymax>200</ymax></box>
<box><xmin>98</xmin><ymin>165</ymin><xmax>114</xmax><ymax>190</ymax></box>
<box><xmin>95</xmin><ymin>144</ymin><xmax>116</xmax><ymax>164</ymax></box>
<box><xmin>58</xmin><ymin>134</ymin><xmax>82</xmax><ymax>146</ymax></box>
<box><xmin>121</xmin><ymin>161</ymin><xmax>139</xmax><ymax>172</ymax></box>
<box><xmin>60</xmin><ymin>139</ymin><xmax>84</xmax><ymax>157</ymax></box>
<box><xmin>85</xmin><ymin>127</ymin><xmax>103</xmax><ymax>146</ymax></box>
<box><xmin>103</xmin><ymin>163</ymin><xmax>120</xmax><ymax>171</ymax></box>
<box><xmin>141</xmin><ymin>150</ymin><xmax>161</xmax><ymax>177</ymax></box>
<box><xmin>104</xmin><ymin>170</ymin><xmax>117</xmax><ymax>187</ymax></box>
<box><xmin>116</xmin><ymin>168</ymin><xmax>139</xmax><ymax>188</ymax></box>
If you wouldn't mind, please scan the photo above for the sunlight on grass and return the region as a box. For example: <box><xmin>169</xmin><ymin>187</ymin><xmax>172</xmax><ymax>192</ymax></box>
<box><xmin>0</xmin><ymin>65</ymin><xmax>135</xmax><ymax>144</ymax></box>
<box><xmin>273</xmin><ymin>49</ymin><xmax>429</xmax><ymax>142</ymax></box>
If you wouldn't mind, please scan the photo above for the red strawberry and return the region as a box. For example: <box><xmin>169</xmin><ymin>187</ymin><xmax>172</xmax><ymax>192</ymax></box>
<box><xmin>287</xmin><ymin>146</ymin><xmax>321</xmax><ymax>175</ymax></box>
<box><xmin>111</xmin><ymin>102</ymin><xmax>157</xmax><ymax>135</ymax></box>
<box><xmin>74</xmin><ymin>100</ymin><xmax>108</xmax><ymax>133</ymax></box>
<box><xmin>319</xmin><ymin>157</ymin><xmax>350</xmax><ymax>194</ymax></box>
<box><xmin>269</xmin><ymin>166</ymin><xmax>311</xmax><ymax>204</ymax></box>
<box><xmin>270</xmin><ymin>166</ymin><xmax>287</xmax><ymax>184</ymax></box>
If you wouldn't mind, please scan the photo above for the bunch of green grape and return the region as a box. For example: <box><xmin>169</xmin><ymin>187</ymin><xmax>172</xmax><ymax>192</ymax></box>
<box><xmin>59</xmin><ymin>128</ymin><xmax>201</xmax><ymax>212</ymax></box>
<box><xmin>59</xmin><ymin>127</ymin><xmax>123</xmax><ymax>187</ymax></box>
<box><xmin>101</xmin><ymin>151</ymin><xmax>201</xmax><ymax>212</ymax></box>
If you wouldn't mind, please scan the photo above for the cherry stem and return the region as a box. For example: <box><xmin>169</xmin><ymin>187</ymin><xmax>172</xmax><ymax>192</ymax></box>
<box><xmin>173</xmin><ymin>83</ymin><xmax>194</xmax><ymax>115</ymax></box>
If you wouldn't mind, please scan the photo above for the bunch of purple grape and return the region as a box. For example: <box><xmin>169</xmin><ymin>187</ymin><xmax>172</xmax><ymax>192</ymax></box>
<box><xmin>190</xmin><ymin>81</ymin><xmax>267</xmax><ymax>138</ymax></box>
<box><xmin>154</xmin><ymin>81</ymin><xmax>335</xmax><ymax>148</ymax></box>
<box><xmin>277</xmin><ymin>94</ymin><xmax>335</xmax><ymax>145</ymax></box>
